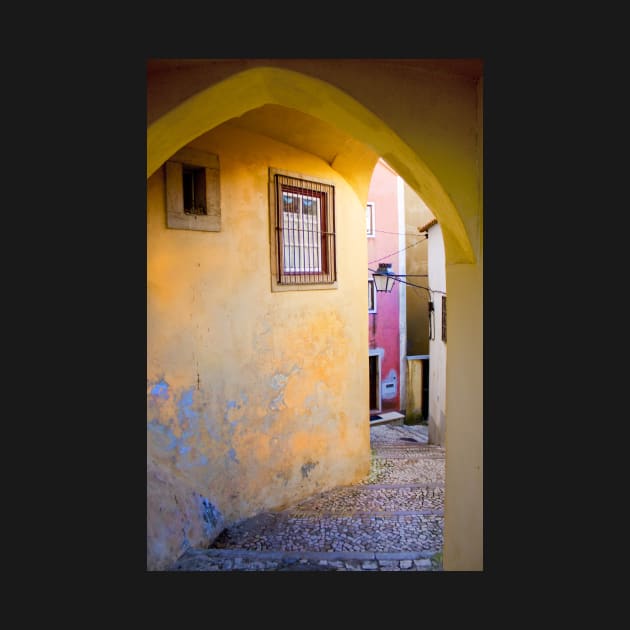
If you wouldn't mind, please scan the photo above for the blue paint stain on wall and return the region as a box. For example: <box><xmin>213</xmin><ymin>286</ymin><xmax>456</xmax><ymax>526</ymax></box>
<box><xmin>178</xmin><ymin>452</ymin><xmax>210</xmax><ymax>471</ymax></box>
<box><xmin>149</xmin><ymin>382</ymin><xmax>239</xmax><ymax>473</ymax></box>
<box><xmin>204</xmin><ymin>422</ymin><xmax>221</xmax><ymax>441</ymax></box>
<box><xmin>227</xmin><ymin>395</ymin><xmax>248</xmax><ymax>410</ymax></box>
<box><xmin>148</xmin><ymin>419</ymin><xmax>179</xmax><ymax>452</ymax></box>
<box><xmin>200</xmin><ymin>496</ymin><xmax>223</xmax><ymax>538</ymax></box>
<box><xmin>149</xmin><ymin>387</ymin><xmax>203</xmax><ymax>462</ymax></box>
<box><xmin>178</xmin><ymin>388</ymin><xmax>199</xmax><ymax>421</ymax></box>
<box><xmin>150</xmin><ymin>380</ymin><xmax>170</xmax><ymax>399</ymax></box>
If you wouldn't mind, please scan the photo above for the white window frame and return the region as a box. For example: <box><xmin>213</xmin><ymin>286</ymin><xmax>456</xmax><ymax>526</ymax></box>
<box><xmin>281</xmin><ymin>191</ymin><xmax>323</xmax><ymax>273</ymax></box>
<box><xmin>368</xmin><ymin>279</ymin><xmax>377</xmax><ymax>313</ymax></box>
<box><xmin>366</xmin><ymin>201</ymin><xmax>376</xmax><ymax>237</ymax></box>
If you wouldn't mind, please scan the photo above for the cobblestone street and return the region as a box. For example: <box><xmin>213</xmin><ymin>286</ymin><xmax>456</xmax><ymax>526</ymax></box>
<box><xmin>171</xmin><ymin>423</ymin><xmax>444</xmax><ymax>571</ymax></box>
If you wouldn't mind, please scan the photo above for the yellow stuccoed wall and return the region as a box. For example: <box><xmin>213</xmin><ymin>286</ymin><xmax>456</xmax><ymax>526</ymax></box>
<box><xmin>147</xmin><ymin>123</ymin><xmax>371</xmax><ymax>542</ymax></box>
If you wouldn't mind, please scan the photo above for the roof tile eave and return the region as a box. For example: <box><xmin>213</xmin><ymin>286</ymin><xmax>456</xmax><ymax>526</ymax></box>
<box><xmin>418</xmin><ymin>218</ymin><xmax>438</xmax><ymax>233</ymax></box>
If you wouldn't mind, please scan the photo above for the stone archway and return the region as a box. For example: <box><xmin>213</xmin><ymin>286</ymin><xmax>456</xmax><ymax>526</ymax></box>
<box><xmin>147</xmin><ymin>61</ymin><xmax>483</xmax><ymax>570</ymax></box>
<box><xmin>147</xmin><ymin>65</ymin><xmax>475</xmax><ymax>266</ymax></box>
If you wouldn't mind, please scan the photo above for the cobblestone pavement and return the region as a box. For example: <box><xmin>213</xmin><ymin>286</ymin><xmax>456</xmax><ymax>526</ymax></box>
<box><xmin>171</xmin><ymin>423</ymin><xmax>444</xmax><ymax>571</ymax></box>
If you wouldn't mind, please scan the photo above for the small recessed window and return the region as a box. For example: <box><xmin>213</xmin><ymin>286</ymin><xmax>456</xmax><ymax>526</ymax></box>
<box><xmin>442</xmin><ymin>296</ymin><xmax>447</xmax><ymax>342</ymax></box>
<box><xmin>165</xmin><ymin>147</ymin><xmax>220</xmax><ymax>232</ymax></box>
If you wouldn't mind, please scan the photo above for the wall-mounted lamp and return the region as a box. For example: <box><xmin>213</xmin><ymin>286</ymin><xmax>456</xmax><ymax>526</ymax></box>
<box><xmin>371</xmin><ymin>263</ymin><xmax>432</xmax><ymax>295</ymax></box>
<box><xmin>372</xmin><ymin>263</ymin><xmax>397</xmax><ymax>293</ymax></box>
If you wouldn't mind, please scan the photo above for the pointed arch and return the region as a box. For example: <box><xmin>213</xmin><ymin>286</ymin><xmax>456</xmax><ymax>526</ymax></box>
<box><xmin>147</xmin><ymin>66</ymin><xmax>475</xmax><ymax>264</ymax></box>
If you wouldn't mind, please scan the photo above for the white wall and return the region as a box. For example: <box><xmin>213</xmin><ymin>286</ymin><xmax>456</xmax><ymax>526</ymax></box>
<box><xmin>397</xmin><ymin>174</ymin><xmax>407</xmax><ymax>411</ymax></box>
<box><xmin>428</xmin><ymin>223</ymin><xmax>447</xmax><ymax>446</ymax></box>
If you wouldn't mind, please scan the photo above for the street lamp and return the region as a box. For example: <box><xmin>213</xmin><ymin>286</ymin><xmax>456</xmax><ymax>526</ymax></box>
<box><xmin>372</xmin><ymin>263</ymin><xmax>397</xmax><ymax>292</ymax></box>
<box><xmin>371</xmin><ymin>262</ymin><xmax>431</xmax><ymax>295</ymax></box>
<box><xmin>371</xmin><ymin>262</ymin><xmax>435</xmax><ymax>338</ymax></box>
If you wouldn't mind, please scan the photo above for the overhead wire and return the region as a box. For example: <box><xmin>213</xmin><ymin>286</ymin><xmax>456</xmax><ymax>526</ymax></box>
<box><xmin>374</xmin><ymin>229</ymin><xmax>430</xmax><ymax>236</ymax></box>
<box><xmin>368</xmin><ymin>235</ymin><xmax>428</xmax><ymax>265</ymax></box>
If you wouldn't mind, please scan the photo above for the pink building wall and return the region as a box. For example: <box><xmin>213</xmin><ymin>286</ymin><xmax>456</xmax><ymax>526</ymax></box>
<box><xmin>367</xmin><ymin>160</ymin><xmax>401</xmax><ymax>412</ymax></box>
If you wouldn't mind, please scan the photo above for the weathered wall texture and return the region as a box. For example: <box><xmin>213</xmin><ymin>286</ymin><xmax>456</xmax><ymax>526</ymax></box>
<box><xmin>147</xmin><ymin>59</ymin><xmax>483</xmax><ymax>570</ymax></box>
<box><xmin>147</xmin><ymin>122</ymin><xmax>371</xmax><ymax>569</ymax></box>
<box><xmin>367</xmin><ymin>160</ymin><xmax>401</xmax><ymax>412</ymax></box>
<box><xmin>147</xmin><ymin>456</ymin><xmax>223</xmax><ymax>570</ymax></box>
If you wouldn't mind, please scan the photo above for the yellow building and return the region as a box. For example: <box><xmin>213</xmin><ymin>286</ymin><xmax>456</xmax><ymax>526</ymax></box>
<box><xmin>147</xmin><ymin>59</ymin><xmax>483</xmax><ymax>571</ymax></box>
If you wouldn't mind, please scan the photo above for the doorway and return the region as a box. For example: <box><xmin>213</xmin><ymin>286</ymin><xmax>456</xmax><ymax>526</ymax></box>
<box><xmin>369</xmin><ymin>353</ymin><xmax>381</xmax><ymax>413</ymax></box>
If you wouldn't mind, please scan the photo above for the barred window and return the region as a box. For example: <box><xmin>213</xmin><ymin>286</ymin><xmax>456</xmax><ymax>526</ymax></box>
<box><xmin>442</xmin><ymin>295</ymin><xmax>447</xmax><ymax>342</ymax></box>
<box><xmin>271</xmin><ymin>171</ymin><xmax>336</xmax><ymax>287</ymax></box>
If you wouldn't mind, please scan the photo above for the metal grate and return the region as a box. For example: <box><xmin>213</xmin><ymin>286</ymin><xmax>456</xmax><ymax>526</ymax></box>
<box><xmin>275</xmin><ymin>174</ymin><xmax>336</xmax><ymax>285</ymax></box>
<box><xmin>441</xmin><ymin>296</ymin><xmax>447</xmax><ymax>342</ymax></box>
<box><xmin>182</xmin><ymin>166</ymin><xmax>207</xmax><ymax>215</ymax></box>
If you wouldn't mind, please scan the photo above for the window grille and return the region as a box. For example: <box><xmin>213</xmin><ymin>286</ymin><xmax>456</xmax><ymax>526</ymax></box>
<box><xmin>442</xmin><ymin>295</ymin><xmax>447</xmax><ymax>342</ymax></box>
<box><xmin>274</xmin><ymin>174</ymin><xmax>336</xmax><ymax>285</ymax></box>
<box><xmin>182</xmin><ymin>166</ymin><xmax>207</xmax><ymax>215</ymax></box>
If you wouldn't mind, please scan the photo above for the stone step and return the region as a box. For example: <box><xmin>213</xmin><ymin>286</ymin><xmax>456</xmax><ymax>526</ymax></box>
<box><xmin>369</xmin><ymin>411</ymin><xmax>406</xmax><ymax>426</ymax></box>
<box><xmin>171</xmin><ymin>547</ymin><xmax>442</xmax><ymax>571</ymax></box>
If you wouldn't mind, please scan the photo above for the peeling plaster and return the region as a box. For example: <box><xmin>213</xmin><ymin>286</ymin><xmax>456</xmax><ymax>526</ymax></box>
<box><xmin>148</xmin><ymin>385</ymin><xmax>210</xmax><ymax>471</ymax></box>
<box><xmin>270</xmin><ymin>373</ymin><xmax>288</xmax><ymax>390</ymax></box>
<box><xmin>270</xmin><ymin>394</ymin><xmax>286</xmax><ymax>411</ymax></box>
<box><xmin>268</xmin><ymin>366</ymin><xmax>301</xmax><ymax>412</ymax></box>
